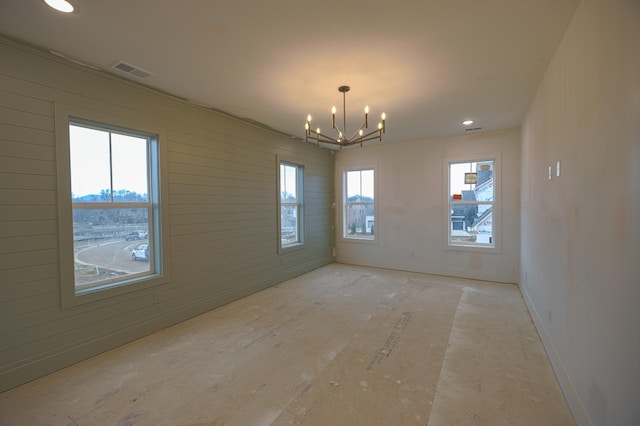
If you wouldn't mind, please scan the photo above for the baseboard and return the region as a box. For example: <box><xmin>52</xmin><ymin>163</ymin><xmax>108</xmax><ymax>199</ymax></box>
<box><xmin>335</xmin><ymin>257</ymin><xmax>517</xmax><ymax>284</ymax></box>
<box><xmin>519</xmin><ymin>283</ymin><xmax>591</xmax><ymax>426</ymax></box>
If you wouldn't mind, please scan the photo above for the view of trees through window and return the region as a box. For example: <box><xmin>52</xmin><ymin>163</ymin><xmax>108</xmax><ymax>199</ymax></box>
<box><xmin>69</xmin><ymin>122</ymin><xmax>154</xmax><ymax>289</ymax></box>
<box><xmin>344</xmin><ymin>169</ymin><xmax>375</xmax><ymax>240</ymax></box>
<box><xmin>448</xmin><ymin>160</ymin><xmax>494</xmax><ymax>246</ymax></box>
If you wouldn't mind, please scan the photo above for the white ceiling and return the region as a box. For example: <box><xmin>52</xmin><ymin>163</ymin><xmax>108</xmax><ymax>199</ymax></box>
<box><xmin>0</xmin><ymin>0</ymin><xmax>579</xmax><ymax>145</ymax></box>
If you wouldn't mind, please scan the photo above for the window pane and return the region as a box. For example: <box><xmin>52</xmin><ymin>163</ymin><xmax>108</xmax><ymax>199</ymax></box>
<box><xmin>69</xmin><ymin>125</ymin><xmax>111</xmax><ymax>201</ymax></box>
<box><xmin>280</xmin><ymin>205</ymin><xmax>298</xmax><ymax>245</ymax></box>
<box><xmin>346</xmin><ymin>170</ymin><xmax>361</xmax><ymax>199</ymax></box>
<box><xmin>280</xmin><ymin>164</ymin><xmax>297</xmax><ymax>202</ymax></box>
<box><xmin>449</xmin><ymin>161</ymin><xmax>494</xmax><ymax>199</ymax></box>
<box><xmin>111</xmin><ymin>133</ymin><xmax>149</xmax><ymax>202</ymax></box>
<box><xmin>361</xmin><ymin>169</ymin><xmax>374</xmax><ymax>199</ymax></box>
<box><xmin>73</xmin><ymin>207</ymin><xmax>151</xmax><ymax>287</ymax></box>
<box><xmin>450</xmin><ymin>203</ymin><xmax>493</xmax><ymax>245</ymax></box>
<box><xmin>346</xmin><ymin>169</ymin><xmax>374</xmax><ymax>201</ymax></box>
<box><xmin>473</xmin><ymin>204</ymin><xmax>493</xmax><ymax>244</ymax></box>
<box><xmin>346</xmin><ymin>204</ymin><xmax>375</xmax><ymax>237</ymax></box>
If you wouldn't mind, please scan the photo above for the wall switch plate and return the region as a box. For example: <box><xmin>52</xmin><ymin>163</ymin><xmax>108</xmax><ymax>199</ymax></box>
<box><xmin>556</xmin><ymin>160</ymin><xmax>561</xmax><ymax>177</ymax></box>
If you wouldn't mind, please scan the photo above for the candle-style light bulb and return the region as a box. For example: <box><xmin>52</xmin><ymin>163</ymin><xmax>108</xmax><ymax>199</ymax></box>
<box><xmin>307</xmin><ymin>114</ymin><xmax>312</xmax><ymax>123</ymax></box>
<box><xmin>331</xmin><ymin>106</ymin><xmax>336</xmax><ymax>128</ymax></box>
<box><xmin>364</xmin><ymin>105</ymin><xmax>369</xmax><ymax>127</ymax></box>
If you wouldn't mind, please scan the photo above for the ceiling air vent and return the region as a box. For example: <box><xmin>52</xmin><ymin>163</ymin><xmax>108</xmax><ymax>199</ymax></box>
<box><xmin>112</xmin><ymin>60</ymin><xmax>153</xmax><ymax>79</ymax></box>
<box><xmin>464</xmin><ymin>127</ymin><xmax>482</xmax><ymax>132</ymax></box>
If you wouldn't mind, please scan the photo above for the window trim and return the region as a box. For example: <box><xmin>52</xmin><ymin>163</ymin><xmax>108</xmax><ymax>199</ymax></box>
<box><xmin>339</xmin><ymin>164</ymin><xmax>378</xmax><ymax>244</ymax></box>
<box><xmin>277</xmin><ymin>156</ymin><xmax>305</xmax><ymax>253</ymax></box>
<box><xmin>55</xmin><ymin>103</ymin><xmax>170</xmax><ymax>308</ymax></box>
<box><xmin>443</xmin><ymin>154</ymin><xmax>501</xmax><ymax>253</ymax></box>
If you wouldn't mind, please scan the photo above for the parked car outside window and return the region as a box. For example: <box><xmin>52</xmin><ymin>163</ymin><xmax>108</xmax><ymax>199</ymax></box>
<box><xmin>132</xmin><ymin>244</ymin><xmax>149</xmax><ymax>261</ymax></box>
<box><xmin>124</xmin><ymin>230</ymin><xmax>148</xmax><ymax>241</ymax></box>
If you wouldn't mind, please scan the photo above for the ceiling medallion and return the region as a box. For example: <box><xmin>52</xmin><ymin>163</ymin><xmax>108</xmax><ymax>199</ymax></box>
<box><xmin>305</xmin><ymin>86</ymin><xmax>386</xmax><ymax>148</ymax></box>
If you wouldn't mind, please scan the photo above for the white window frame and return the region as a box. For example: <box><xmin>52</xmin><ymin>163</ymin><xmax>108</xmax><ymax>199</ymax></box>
<box><xmin>443</xmin><ymin>154</ymin><xmax>501</xmax><ymax>253</ymax></box>
<box><xmin>277</xmin><ymin>158</ymin><xmax>304</xmax><ymax>251</ymax></box>
<box><xmin>341</xmin><ymin>166</ymin><xmax>377</xmax><ymax>242</ymax></box>
<box><xmin>55</xmin><ymin>103</ymin><xmax>170</xmax><ymax>308</ymax></box>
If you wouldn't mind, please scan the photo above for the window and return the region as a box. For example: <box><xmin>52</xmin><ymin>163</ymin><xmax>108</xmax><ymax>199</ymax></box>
<box><xmin>446</xmin><ymin>158</ymin><xmax>497</xmax><ymax>249</ymax></box>
<box><xmin>55</xmin><ymin>104</ymin><xmax>167</xmax><ymax>307</ymax></box>
<box><xmin>279</xmin><ymin>162</ymin><xmax>304</xmax><ymax>249</ymax></box>
<box><xmin>343</xmin><ymin>168</ymin><xmax>376</xmax><ymax>240</ymax></box>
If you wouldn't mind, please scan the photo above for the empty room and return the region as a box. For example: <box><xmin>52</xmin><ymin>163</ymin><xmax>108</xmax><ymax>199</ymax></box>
<box><xmin>0</xmin><ymin>0</ymin><xmax>638</xmax><ymax>425</ymax></box>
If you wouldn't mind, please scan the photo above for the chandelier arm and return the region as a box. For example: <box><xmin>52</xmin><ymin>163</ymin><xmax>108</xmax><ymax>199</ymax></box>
<box><xmin>309</xmin><ymin>128</ymin><xmax>344</xmax><ymax>145</ymax></box>
<box><xmin>347</xmin><ymin>122</ymin><xmax>368</xmax><ymax>142</ymax></box>
<box><xmin>359</xmin><ymin>128</ymin><xmax>384</xmax><ymax>141</ymax></box>
<box><xmin>342</xmin><ymin>133</ymin><xmax>383</xmax><ymax>146</ymax></box>
<box><xmin>333</xmin><ymin>124</ymin><xmax>344</xmax><ymax>139</ymax></box>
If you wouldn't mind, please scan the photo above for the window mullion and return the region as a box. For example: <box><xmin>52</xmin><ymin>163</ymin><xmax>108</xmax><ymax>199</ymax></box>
<box><xmin>108</xmin><ymin>131</ymin><xmax>114</xmax><ymax>202</ymax></box>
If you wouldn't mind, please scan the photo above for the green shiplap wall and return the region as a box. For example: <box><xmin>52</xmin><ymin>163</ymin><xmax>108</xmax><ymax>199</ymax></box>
<box><xmin>0</xmin><ymin>37</ymin><xmax>334</xmax><ymax>392</ymax></box>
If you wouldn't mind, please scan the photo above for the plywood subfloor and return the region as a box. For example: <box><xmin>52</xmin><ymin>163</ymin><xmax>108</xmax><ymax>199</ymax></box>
<box><xmin>0</xmin><ymin>264</ymin><xmax>574</xmax><ymax>425</ymax></box>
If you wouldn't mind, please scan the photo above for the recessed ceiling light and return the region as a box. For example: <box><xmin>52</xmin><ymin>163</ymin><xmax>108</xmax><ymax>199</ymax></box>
<box><xmin>461</xmin><ymin>120</ymin><xmax>474</xmax><ymax>126</ymax></box>
<box><xmin>43</xmin><ymin>0</ymin><xmax>74</xmax><ymax>13</ymax></box>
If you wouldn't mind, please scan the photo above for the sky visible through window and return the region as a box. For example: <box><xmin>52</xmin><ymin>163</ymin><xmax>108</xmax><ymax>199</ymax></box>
<box><xmin>69</xmin><ymin>125</ymin><xmax>148</xmax><ymax>198</ymax></box>
<box><xmin>450</xmin><ymin>162</ymin><xmax>477</xmax><ymax>195</ymax></box>
<box><xmin>280</xmin><ymin>164</ymin><xmax>297</xmax><ymax>200</ymax></box>
<box><xmin>347</xmin><ymin>169</ymin><xmax>374</xmax><ymax>199</ymax></box>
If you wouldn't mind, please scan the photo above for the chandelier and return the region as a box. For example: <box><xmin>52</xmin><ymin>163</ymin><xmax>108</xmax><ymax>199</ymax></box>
<box><xmin>305</xmin><ymin>86</ymin><xmax>386</xmax><ymax>148</ymax></box>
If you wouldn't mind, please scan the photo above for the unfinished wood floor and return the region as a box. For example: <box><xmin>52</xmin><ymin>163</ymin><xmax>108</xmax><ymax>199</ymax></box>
<box><xmin>0</xmin><ymin>264</ymin><xmax>574</xmax><ymax>425</ymax></box>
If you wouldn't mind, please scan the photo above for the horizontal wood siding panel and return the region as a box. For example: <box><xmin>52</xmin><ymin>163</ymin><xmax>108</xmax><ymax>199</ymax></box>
<box><xmin>0</xmin><ymin>290</ymin><xmax>59</xmax><ymax>319</ymax></box>
<box><xmin>0</xmin><ymin>206</ymin><xmax>57</xmax><ymax>221</ymax></box>
<box><xmin>0</xmin><ymin>37</ymin><xmax>334</xmax><ymax>392</ymax></box>
<box><xmin>0</xmin><ymin>106</ymin><xmax>53</xmax><ymax>132</ymax></box>
<box><xmin>0</xmin><ymin>220</ymin><xmax>58</xmax><ymax>238</ymax></box>
<box><xmin>0</xmin><ymin>189</ymin><xmax>57</xmax><ymax>205</ymax></box>
<box><xmin>0</xmin><ymin>123</ymin><xmax>53</xmax><ymax>146</ymax></box>
<box><xmin>0</xmin><ymin>277</ymin><xmax>59</xmax><ymax>302</ymax></box>
<box><xmin>0</xmin><ymin>234</ymin><xmax>58</xmax><ymax>254</ymax></box>
<box><xmin>0</xmin><ymin>139</ymin><xmax>56</xmax><ymax>161</ymax></box>
<box><xmin>0</xmin><ymin>156</ymin><xmax>56</xmax><ymax>176</ymax></box>
<box><xmin>0</xmin><ymin>89</ymin><xmax>52</xmax><ymax>116</ymax></box>
<box><xmin>0</xmin><ymin>263</ymin><xmax>59</xmax><ymax>288</ymax></box>
<box><xmin>0</xmin><ymin>172</ymin><xmax>57</xmax><ymax>191</ymax></box>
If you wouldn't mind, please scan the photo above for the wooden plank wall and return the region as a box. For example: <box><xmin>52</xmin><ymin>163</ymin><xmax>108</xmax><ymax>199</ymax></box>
<box><xmin>0</xmin><ymin>37</ymin><xmax>334</xmax><ymax>392</ymax></box>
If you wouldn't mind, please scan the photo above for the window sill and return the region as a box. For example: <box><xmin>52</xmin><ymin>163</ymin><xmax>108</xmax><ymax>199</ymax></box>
<box><xmin>445</xmin><ymin>243</ymin><xmax>500</xmax><ymax>254</ymax></box>
<box><xmin>341</xmin><ymin>236</ymin><xmax>378</xmax><ymax>244</ymax></box>
<box><xmin>279</xmin><ymin>242</ymin><xmax>306</xmax><ymax>254</ymax></box>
